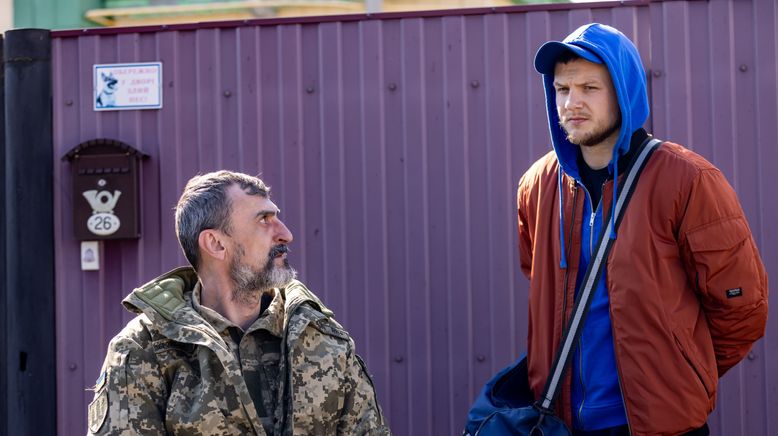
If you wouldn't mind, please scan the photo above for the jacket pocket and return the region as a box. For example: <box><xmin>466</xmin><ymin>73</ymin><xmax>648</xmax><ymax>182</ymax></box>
<box><xmin>685</xmin><ymin>216</ymin><xmax>762</xmax><ymax>306</ymax></box>
<box><xmin>685</xmin><ymin>216</ymin><xmax>749</xmax><ymax>253</ymax></box>
<box><xmin>164</xmin><ymin>367</ymin><xmax>247</xmax><ymax>435</ymax></box>
<box><xmin>672</xmin><ymin>329</ymin><xmax>714</xmax><ymax>401</ymax></box>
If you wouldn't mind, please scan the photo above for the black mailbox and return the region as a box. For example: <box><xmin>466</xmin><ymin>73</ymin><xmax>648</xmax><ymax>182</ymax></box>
<box><xmin>64</xmin><ymin>139</ymin><xmax>149</xmax><ymax>240</ymax></box>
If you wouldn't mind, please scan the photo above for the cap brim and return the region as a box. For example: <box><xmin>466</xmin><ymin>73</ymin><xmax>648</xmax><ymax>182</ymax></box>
<box><xmin>533</xmin><ymin>41</ymin><xmax>603</xmax><ymax>75</ymax></box>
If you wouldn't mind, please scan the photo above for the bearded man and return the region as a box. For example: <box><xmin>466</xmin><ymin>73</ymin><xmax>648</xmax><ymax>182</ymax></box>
<box><xmin>87</xmin><ymin>171</ymin><xmax>389</xmax><ymax>436</ymax></box>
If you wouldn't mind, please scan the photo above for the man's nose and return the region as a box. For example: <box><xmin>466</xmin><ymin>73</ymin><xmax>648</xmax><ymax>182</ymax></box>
<box><xmin>275</xmin><ymin>220</ymin><xmax>293</xmax><ymax>245</ymax></box>
<box><xmin>564</xmin><ymin>89</ymin><xmax>583</xmax><ymax>110</ymax></box>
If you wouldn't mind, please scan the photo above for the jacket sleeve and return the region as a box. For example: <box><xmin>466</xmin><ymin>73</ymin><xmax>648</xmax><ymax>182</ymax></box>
<box><xmin>87</xmin><ymin>330</ymin><xmax>167</xmax><ymax>435</ymax></box>
<box><xmin>517</xmin><ymin>178</ymin><xmax>534</xmax><ymax>280</ymax></box>
<box><xmin>678</xmin><ymin>168</ymin><xmax>769</xmax><ymax>377</ymax></box>
<box><xmin>337</xmin><ymin>351</ymin><xmax>392</xmax><ymax>435</ymax></box>
<box><xmin>289</xmin><ymin>315</ymin><xmax>391</xmax><ymax>435</ymax></box>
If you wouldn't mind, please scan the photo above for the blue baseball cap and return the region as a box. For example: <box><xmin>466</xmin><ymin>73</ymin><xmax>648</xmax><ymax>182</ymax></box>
<box><xmin>533</xmin><ymin>40</ymin><xmax>603</xmax><ymax>75</ymax></box>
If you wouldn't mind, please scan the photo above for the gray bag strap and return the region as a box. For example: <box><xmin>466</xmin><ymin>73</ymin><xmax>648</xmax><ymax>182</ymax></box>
<box><xmin>538</xmin><ymin>137</ymin><xmax>663</xmax><ymax>411</ymax></box>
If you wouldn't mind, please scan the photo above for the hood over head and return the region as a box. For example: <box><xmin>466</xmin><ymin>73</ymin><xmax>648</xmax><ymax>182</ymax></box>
<box><xmin>534</xmin><ymin>23</ymin><xmax>649</xmax><ymax>181</ymax></box>
<box><xmin>533</xmin><ymin>23</ymin><xmax>649</xmax><ymax>264</ymax></box>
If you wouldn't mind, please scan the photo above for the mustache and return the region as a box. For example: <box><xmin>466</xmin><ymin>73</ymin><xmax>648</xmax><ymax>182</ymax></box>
<box><xmin>269</xmin><ymin>244</ymin><xmax>290</xmax><ymax>258</ymax></box>
<box><xmin>559</xmin><ymin>113</ymin><xmax>588</xmax><ymax>123</ymax></box>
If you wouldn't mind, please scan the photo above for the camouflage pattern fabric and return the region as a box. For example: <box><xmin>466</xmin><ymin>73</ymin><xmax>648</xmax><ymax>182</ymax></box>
<box><xmin>87</xmin><ymin>267</ymin><xmax>390</xmax><ymax>435</ymax></box>
<box><xmin>190</xmin><ymin>283</ymin><xmax>284</xmax><ymax>434</ymax></box>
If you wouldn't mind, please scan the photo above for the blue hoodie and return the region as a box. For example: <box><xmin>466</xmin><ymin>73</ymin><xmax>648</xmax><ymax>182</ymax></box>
<box><xmin>536</xmin><ymin>24</ymin><xmax>649</xmax><ymax>430</ymax></box>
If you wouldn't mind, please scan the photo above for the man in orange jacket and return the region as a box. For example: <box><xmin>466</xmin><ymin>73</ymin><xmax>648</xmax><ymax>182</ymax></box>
<box><xmin>517</xmin><ymin>23</ymin><xmax>768</xmax><ymax>435</ymax></box>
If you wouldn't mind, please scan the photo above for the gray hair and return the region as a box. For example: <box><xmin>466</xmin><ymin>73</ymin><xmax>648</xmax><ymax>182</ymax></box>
<box><xmin>175</xmin><ymin>170</ymin><xmax>270</xmax><ymax>270</ymax></box>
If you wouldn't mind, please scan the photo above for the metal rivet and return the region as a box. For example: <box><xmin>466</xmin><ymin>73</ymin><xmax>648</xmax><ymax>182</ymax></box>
<box><xmin>476</xmin><ymin>355</ymin><xmax>486</xmax><ymax>362</ymax></box>
<box><xmin>306</xmin><ymin>86</ymin><xmax>315</xmax><ymax>94</ymax></box>
<box><xmin>739</xmin><ymin>64</ymin><xmax>748</xmax><ymax>72</ymax></box>
<box><xmin>387</xmin><ymin>83</ymin><xmax>397</xmax><ymax>91</ymax></box>
<box><xmin>652</xmin><ymin>70</ymin><xmax>662</xmax><ymax>78</ymax></box>
<box><xmin>97</xmin><ymin>179</ymin><xmax>107</xmax><ymax>187</ymax></box>
<box><xmin>224</xmin><ymin>90</ymin><xmax>232</xmax><ymax>98</ymax></box>
<box><xmin>470</xmin><ymin>80</ymin><xmax>480</xmax><ymax>88</ymax></box>
<box><xmin>747</xmin><ymin>351</ymin><xmax>756</xmax><ymax>360</ymax></box>
<box><xmin>68</xmin><ymin>363</ymin><xmax>77</xmax><ymax>371</ymax></box>
<box><xmin>65</xmin><ymin>99</ymin><xmax>73</xmax><ymax>106</ymax></box>
<box><xmin>394</xmin><ymin>355</ymin><xmax>404</xmax><ymax>363</ymax></box>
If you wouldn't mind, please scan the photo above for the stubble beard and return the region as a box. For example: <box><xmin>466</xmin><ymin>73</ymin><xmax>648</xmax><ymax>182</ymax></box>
<box><xmin>229</xmin><ymin>244</ymin><xmax>297</xmax><ymax>306</ymax></box>
<box><xmin>561</xmin><ymin>116</ymin><xmax>621</xmax><ymax>148</ymax></box>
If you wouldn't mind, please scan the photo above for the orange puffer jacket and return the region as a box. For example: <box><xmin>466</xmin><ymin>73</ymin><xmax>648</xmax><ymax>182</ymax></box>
<box><xmin>517</xmin><ymin>140</ymin><xmax>768</xmax><ymax>435</ymax></box>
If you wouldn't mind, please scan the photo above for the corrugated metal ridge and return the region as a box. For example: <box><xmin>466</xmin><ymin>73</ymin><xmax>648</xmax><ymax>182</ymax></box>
<box><xmin>52</xmin><ymin>0</ymin><xmax>649</xmax><ymax>38</ymax></box>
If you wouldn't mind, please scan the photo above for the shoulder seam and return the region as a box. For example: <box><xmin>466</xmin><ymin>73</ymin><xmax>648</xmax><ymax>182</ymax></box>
<box><xmin>656</xmin><ymin>142</ymin><xmax>720</xmax><ymax>174</ymax></box>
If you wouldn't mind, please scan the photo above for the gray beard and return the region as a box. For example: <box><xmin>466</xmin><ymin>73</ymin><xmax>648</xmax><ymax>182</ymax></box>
<box><xmin>229</xmin><ymin>246</ymin><xmax>297</xmax><ymax>305</ymax></box>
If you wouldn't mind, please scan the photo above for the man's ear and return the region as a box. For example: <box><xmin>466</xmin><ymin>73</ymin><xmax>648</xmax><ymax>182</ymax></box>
<box><xmin>198</xmin><ymin>229</ymin><xmax>227</xmax><ymax>262</ymax></box>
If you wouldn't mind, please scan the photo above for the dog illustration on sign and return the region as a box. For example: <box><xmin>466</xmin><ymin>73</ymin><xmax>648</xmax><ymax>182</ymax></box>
<box><xmin>95</xmin><ymin>72</ymin><xmax>118</xmax><ymax>108</ymax></box>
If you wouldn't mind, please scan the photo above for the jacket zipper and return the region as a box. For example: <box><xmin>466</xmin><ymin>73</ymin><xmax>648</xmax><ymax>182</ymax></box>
<box><xmin>587</xmin><ymin>181</ymin><xmax>606</xmax><ymax>255</ymax></box>
<box><xmin>577</xmin><ymin>183</ymin><xmax>596</xmax><ymax>428</ymax></box>
<box><xmin>574</xmin><ymin>180</ymin><xmax>605</xmax><ymax>428</ymax></box>
<box><xmin>575</xmin><ymin>183</ymin><xmax>599</xmax><ymax>257</ymax></box>
<box><xmin>561</xmin><ymin>185</ymin><xmax>579</xmax><ymax>319</ymax></box>
<box><xmin>555</xmin><ymin>183</ymin><xmax>577</xmax><ymax>429</ymax></box>
<box><xmin>589</xmin><ymin>210</ymin><xmax>595</xmax><ymax>254</ymax></box>
<box><xmin>577</xmin><ymin>336</ymin><xmax>587</xmax><ymax>428</ymax></box>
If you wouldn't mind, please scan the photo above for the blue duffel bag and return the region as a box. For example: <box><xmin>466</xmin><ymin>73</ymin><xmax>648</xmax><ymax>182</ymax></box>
<box><xmin>463</xmin><ymin>355</ymin><xmax>570</xmax><ymax>436</ymax></box>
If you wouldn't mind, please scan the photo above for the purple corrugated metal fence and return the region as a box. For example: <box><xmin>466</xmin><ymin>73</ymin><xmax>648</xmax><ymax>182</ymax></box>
<box><xmin>51</xmin><ymin>1</ymin><xmax>777</xmax><ymax>434</ymax></box>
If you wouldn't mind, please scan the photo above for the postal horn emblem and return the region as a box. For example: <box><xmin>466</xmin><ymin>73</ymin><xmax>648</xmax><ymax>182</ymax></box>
<box><xmin>83</xmin><ymin>190</ymin><xmax>122</xmax><ymax>236</ymax></box>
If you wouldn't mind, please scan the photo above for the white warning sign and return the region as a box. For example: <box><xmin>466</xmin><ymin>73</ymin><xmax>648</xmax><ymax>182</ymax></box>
<box><xmin>93</xmin><ymin>62</ymin><xmax>162</xmax><ymax>111</ymax></box>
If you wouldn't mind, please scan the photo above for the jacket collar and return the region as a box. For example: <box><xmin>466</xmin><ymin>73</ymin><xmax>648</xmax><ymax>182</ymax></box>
<box><xmin>122</xmin><ymin>267</ymin><xmax>333</xmax><ymax>335</ymax></box>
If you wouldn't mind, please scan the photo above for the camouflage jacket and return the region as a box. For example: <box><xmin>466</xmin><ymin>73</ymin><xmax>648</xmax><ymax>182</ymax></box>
<box><xmin>87</xmin><ymin>267</ymin><xmax>390</xmax><ymax>435</ymax></box>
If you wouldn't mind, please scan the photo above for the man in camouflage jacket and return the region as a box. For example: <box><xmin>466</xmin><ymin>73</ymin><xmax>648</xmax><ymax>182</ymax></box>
<box><xmin>87</xmin><ymin>171</ymin><xmax>389</xmax><ymax>435</ymax></box>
